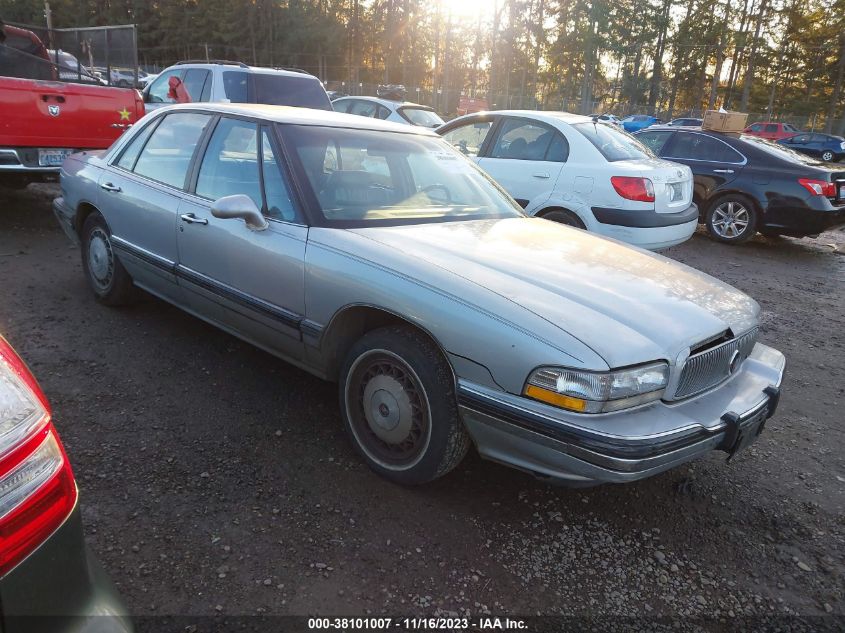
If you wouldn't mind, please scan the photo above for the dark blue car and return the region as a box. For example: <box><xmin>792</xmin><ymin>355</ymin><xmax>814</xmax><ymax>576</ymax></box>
<box><xmin>778</xmin><ymin>132</ymin><xmax>845</xmax><ymax>162</ymax></box>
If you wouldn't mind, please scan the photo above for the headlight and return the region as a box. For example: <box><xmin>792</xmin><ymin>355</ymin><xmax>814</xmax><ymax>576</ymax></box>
<box><xmin>523</xmin><ymin>362</ymin><xmax>669</xmax><ymax>413</ymax></box>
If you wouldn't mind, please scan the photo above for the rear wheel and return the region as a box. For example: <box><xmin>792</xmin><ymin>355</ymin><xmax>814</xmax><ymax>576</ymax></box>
<box><xmin>540</xmin><ymin>208</ymin><xmax>586</xmax><ymax>229</ymax></box>
<box><xmin>705</xmin><ymin>195</ymin><xmax>758</xmax><ymax>244</ymax></box>
<box><xmin>821</xmin><ymin>150</ymin><xmax>834</xmax><ymax>162</ymax></box>
<box><xmin>339</xmin><ymin>326</ymin><xmax>470</xmax><ymax>485</ymax></box>
<box><xmin>81</xmin><ymin>213</ymin><xmax>135</xmax><ymax>305</ymax></box>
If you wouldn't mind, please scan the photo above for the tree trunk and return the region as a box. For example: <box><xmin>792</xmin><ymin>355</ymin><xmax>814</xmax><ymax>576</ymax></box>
<box><xmin>648</xmin><ymin>0</ymin><xmax>671</xmax><ymax>113</ymax></box>
<box><xmin>724</xmin><ymin>0</ymin><xmax>750</xmax><ymax>108</ymax></box>
<box><xmin>825</xmin><ymin>35</ymin><xmax>845</xmax><ymax>133</ymax></box>
<box><xmin>708</xmin><ymin>1</ymin><xmax>731</xmax><ymax>110</ymax></box>
<box><xmin>740</xmin><ymin>0</ymin><xmax>769</xmax><ymax>111</ymax></box>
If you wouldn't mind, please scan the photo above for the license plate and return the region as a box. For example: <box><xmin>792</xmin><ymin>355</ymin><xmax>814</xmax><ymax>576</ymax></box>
<box><xmin>728</xmin><ymin>403</ymin><xmax>769</xmax><ymax>458</ymax></box>
<box><xmin>38</xmin><ymin>149</ymin><xmax>73</xmax><ymax>167</ymax></box>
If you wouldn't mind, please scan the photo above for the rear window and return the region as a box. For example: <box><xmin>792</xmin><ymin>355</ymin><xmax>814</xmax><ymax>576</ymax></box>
<box><xmin>573</xmin><ymin>122</ymin><xmax>653</xmax><ymax>162</ymax></box>
<box><xmin>398</xmin><ymin>107</ymin><xmax>445</xmax><ymax>128</ymax></box>
<box><xmin>222</xmin><ymin>71</ymin><xmax>332</xmax><ymax>110</ymax></box>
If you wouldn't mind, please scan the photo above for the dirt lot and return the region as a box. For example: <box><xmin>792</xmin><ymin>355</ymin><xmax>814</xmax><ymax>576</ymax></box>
<box><xmin>1</xmin><ymin>184</ymin><xmax>843</xmax><ymax>628</ymax></box>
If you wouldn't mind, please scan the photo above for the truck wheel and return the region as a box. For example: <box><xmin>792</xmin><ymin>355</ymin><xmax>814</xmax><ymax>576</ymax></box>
<box><xmin>705</xmin><ymin>195</ymin><xmax>758</xmax><ymax>244</ymax></box>
<box><xmin>339</xmin><ymin>326</ymin><xmax>470</xmax><ymax>485</ymax></box>
<box><xmin>81</xmin><ymin>213</ymin><xmax>135</xmax><ymax>306</ymax></box>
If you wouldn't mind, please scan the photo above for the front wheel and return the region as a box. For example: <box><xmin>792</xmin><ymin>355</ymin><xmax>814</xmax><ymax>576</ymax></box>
<box><xmin>821</xmin><ymin>150</ymin><xmax>834</xmax><ymax>162</ymax></box>
<box><xmin>541</xmin><ymin>209</ymin><xmax>586</xmax><ymax>229</ymax></box>
<box><xmin>705</xmin><ymin>195</ymin><xmax>758</xmax><ymax>244</ymax></box>
<box><xmin>339</xmin><ymin>326</ymin><xmax>470</xmax><ymax>485</ymax></box>
<box><xmin>81</xmin><ymin>213</ymin><xmax>135</xmax><ymax>305</ymax></box>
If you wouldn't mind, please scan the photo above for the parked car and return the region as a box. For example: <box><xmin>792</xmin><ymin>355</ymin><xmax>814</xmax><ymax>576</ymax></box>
<box><xmin>141</xmin><ymin>60</ymin><xmax>332</xmax><ymax>114</ymax></box>
<box><xmin>332</xmin><ymin>96</ymin><xmax>445</xmax><ymax>128</ymax></box>
<box><xmin>0</xmin><ymin>335</ymin><xmax>132</xmax><ymax>631</ymax></box>
<box><xmin>621</xmin><ymin>114</ymin><xmax>662</xmax><ymax>133</ymax></box>
<box><xmin>635</xmin><ymin>126</ymin><xmax>845</xmax><ymax>243</ymax></box>
<box><xmin>777</xmin><ymin>132</ymin><xmax>845</xmax><ymax>163</ymax></box>
<box><xmin>668</xmin><ymin>117</ymin><xmax>703</xmax><ymax>127</ymax></box>
<box><xmin>743</xmin><ymin>121</ymin><xmax>802</xmax><ymax>141</ymax></box>
<box><xmin>437</xmin><ymin>110</ymin><xmax>697</xmax><ymax>250</ymax></box>
<box><xmin>588</xmin><ymin>113</ymin><xmax>622</xmax><ymax>127</ymax></box>
<box><xmin>46</xmin><ymin>50</ymin><xmax>105</xmax><ymax>85</ymax></box>
<box><xmin>54</xmin><ymin>103</ymin><xmax>786</xmax><ymax>487</ymax></box>
<box><xmin>0</xmin><ymin>76</ymin><xmax>144</xmax><ymax>189</ymax></box>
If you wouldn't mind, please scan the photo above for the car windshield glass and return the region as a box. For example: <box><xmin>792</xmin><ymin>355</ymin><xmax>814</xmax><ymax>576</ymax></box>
<box><xmin>573</xmin><ymin>122</ymin><xmax>654</xmax><ymax>161</ymax></box>
<box><xmin>740</xmin><ymin>135</ymin><xmax>824</xmax><ymax>166</ymax></box>
<box><xmin>282</xmin><ymin>125</ymin><xmax>523</xmax><ymax>227</ymax></box>
<box><xmin>222</xmin><ymin>71</ymin><xmax>332</xmax><ymax>110</ymax></box>
<box><xmin>399</xmin><ymin>107</ymin><xmax>445</xmax><ymax>127</ymax></box>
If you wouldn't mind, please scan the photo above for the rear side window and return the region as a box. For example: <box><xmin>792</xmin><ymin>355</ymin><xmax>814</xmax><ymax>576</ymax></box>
<box><xmin>637</xmin><ymin>130</ymin><xmax>674</xmax><ymax>154</ymax></box>
<box><xmin>764</xmin><ymin>124</ymin><xmax>778</xmax><ymax>133</ymax></box>
<box><xmin>132</xmin><ymin>113</ymin><xmax>211</xmax><ymax>189</ymax></box>
<box><xmin>398</xmin><ymin>107</ymin><xmax>445</xmax><ymax>128</ymax></box>
<box><xmin>490</xmin><ymin>119</ymin><xmax>556</xmax><ymax>161</ymax></box>
<box><xmin>332</xmin><ymin>99</ymin><xmax>352</xmax><ymax>113</ymax></box>
<box><xmin>222</xmin><ymin>71</ymin><xmax>332</xmax><ymax>110</ymax></box>
<box><xmin>222</xmin><ymin>71</ymin><xmax>249</xmax><ymax>103</ymax></box>
<box><xmin>666</xmin><ymin>133</ymin><xmax>743</xmax><ymax>163</ymax></box>
<box><xmin>348</xmin><ymin>100</ymin><xmax>379</xmax><ymax>118</ymax></box>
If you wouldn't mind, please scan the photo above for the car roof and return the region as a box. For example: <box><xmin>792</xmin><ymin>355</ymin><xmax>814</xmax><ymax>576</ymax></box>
<box><xmin>451</xmin><ymin>110</ymin><xmax>593</xmax><ymax>126</ymax></box>
<box><xmin>334</xmin><ymin>95</ymin><xmax>433</xmax><ymax>110</ymax></box>
<box><xmin>169</xmin><ymin>61</ymin><xmax>314</xmax><ymax>80</ymax></box>
<box><xmin>153</xmin><ymin>102</ymin><xmax>440</xmax><ymax>135</ymax></box>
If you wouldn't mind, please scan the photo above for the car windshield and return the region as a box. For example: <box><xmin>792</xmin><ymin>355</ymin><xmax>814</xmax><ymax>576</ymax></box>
<box><xmin>282</xmin><ymin>125</ymin><xmax>523</xmax><ymax>227</ymax></box>
<box><xmin>740</xmin><ymin>135</ymin><xmax>824</xmax><ymax>166</ymax></box>
<box><xmin>222</xmin><ymin>71</ymin><xmax>332</xmax><ymax>110</ymax></box>
<box><xmin>399</xmin><ymin>107</ymin><xmax>445</xmax><ymax>128</ymax></box>
<box><xmin>573</xmin><ymin>122</ymin><xmax>655</xmax><ymax>161</ymax></box>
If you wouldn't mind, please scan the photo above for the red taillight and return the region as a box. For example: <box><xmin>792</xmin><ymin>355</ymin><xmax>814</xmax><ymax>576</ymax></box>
<box><xmin>611</xmin><ymin>176</ymin><xmax>655</xmax><ymax>202</ymax></box>
<box><xmin>798</xmin><ymin>178</ymin><xmax>835</xmax><ymax>197</ymax></box>
<box><xmin>0</xmin><ymin>337</ymin><xmax>77</xmax><ymax>577</ymax></box>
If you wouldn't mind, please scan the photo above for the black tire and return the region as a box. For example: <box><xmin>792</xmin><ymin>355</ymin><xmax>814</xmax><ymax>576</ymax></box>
<box><xmin>81</xmin><ymin>212</ymin><xmax>135</xmax><ymax>305</ymax></box>
<box><xmin>540</xmin><ymin>208</ymin><xmax>586</xmax><ymax>229</ymax></box>
<box><xmin>339</xmin><ymin>325</ymin><xmax>470</xmax><ymax>485</ymax></box>
<box><xmin>705</xmin><ymin>194</ymin><xmax>758</xmax><ymax>244</ymax></box>
<box><xmin>821</xmin><ymin>150</ymin><xmax>834</xmax><ymax>162</ymax></box>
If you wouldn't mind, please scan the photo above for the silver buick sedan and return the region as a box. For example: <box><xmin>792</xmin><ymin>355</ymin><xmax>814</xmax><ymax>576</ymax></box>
<box><xmin>53</xmin><ymin>104</ymin><xmax>786</xmax><ymax>486</ymax></box>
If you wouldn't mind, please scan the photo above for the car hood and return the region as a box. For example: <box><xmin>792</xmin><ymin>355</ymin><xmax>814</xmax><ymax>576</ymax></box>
<box><xmin>352</xmin><ymin>218</ymin><xmax>759</xmax><ymax>368</ymax></box>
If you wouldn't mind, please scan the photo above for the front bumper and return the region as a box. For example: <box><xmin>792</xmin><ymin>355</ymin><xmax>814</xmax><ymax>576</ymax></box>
<box><xmin>458</xmin><ymin>342</ymin><xmax>786</xmax><ymax>486</ymax></box>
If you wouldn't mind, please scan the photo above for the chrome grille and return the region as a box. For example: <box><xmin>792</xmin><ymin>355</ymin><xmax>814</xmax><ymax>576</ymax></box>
<box><xmin>672</xmin><ymin>328</ymin><xmax>758</xmax><ymax>400</ymax></box>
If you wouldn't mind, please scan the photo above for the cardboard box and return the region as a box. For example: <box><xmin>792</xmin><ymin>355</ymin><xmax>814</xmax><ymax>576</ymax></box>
<box><xmin>702</xmin><ymin>110</ymin><xmax>748</xmax><ymax>133</ymax></box>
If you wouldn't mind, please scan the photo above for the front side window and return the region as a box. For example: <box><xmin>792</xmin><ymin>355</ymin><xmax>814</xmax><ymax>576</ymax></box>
<box><xmin>196</xmin><ymin>118</ymin><xmax>263</xmax><ymax>209</ymax></box>
<box><xmin>348</xmin><ymin>100</ymin><xmax>379</xmax><ymax>118</ymax></box>
<box><xmin>764</xmin><ymin>124</ymin><xmax>778</xmax><ymax>133</ymax></box>
<box><xmin>332</xmin><ymin>99</ymin><xmax>352</xmax><ymax>113</ymax></box>
<box><xmin>572</xmin><ymin>122</ymin><xmax>653</xmax><ymax>162</ymax></box>
<box><xmin>282</xmin><ymin>125</ymin><xmax>522</xmax><ymax>227</ymax></box>
<box><xmin>441</xmin><ymin>119</ymin><xmax>494</xmax><ymax>157</ymax></box>
<box><xmin>147</xmin><ymin>69</ymin><xmax>183</xmax><ymax>104</ymax></box>
<box><xmin>749</xmin><ymin>124</ymin><xmax>763</xmax><ymax>132</ymax></box>
<box><xmin>132</xmin><ymin>112</ymin><xmax>210</xmax><ymax>188</ymax></box>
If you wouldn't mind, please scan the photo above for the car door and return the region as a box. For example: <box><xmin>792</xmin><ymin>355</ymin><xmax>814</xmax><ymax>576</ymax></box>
<box><xmin>477</xmin><ymin>116</ymin><xmax>567</xmax><ymax>211</ymax></box>
<box><xmin>439</xmin><ymin>115</ymin><xmax>497</xmax><ymax>163</ymax></box>
<box><xmin>176</xmin><ymin>116</ymin><xmax>307</xmax><ymax>361</ymax></box>
<box><xmin>660</xmin><ymin>131</ymin><xmax>745</xmax><ymax>205</ymax></box>
<box><xmin>97</xmin><ymin>111</ymin><xmax>213</xmax><ymax>305</ymax></box>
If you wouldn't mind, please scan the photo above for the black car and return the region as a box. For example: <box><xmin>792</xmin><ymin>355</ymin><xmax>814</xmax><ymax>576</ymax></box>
<box><xmin>777</xmin><ymin>132</ymin><xmax>845</xmax><ymax>163</ymax></box>
<box><xmin>0</xmin><ymin>335</ymin><xmax>132</xmax><ymax>632</ymax></box>
<box><xmin>635</xmin><ymin>126</ymin><xmax>845</xmax><ymax>243</ymax></box>
<box><xmin>668</xmin><ymin>118</ymin><xmax>703</xmax><ymax>127</ymax></box>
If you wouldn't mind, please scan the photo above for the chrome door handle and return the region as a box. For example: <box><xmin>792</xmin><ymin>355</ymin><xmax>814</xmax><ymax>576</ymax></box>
<box><xmin>100</xmin><ymin>182</ymin><xmax>121</xmax><ymax>192</ymax></box>
<box><xmin>712</xmin><ymin>169</ymin><xmax>734</xmax><ymax>174</ymax></box>
<box><xmin>532</xmin><ymin>172</ymin><xmax>550</xmax><ymax>179</ymax></box>
<box><xmin>180</xmin><ymin>213</ymin><xmax>208</xmax><ymax>225</ymax></box>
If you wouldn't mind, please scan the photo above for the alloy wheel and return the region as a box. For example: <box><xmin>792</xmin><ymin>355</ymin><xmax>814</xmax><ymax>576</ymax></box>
<box><xmin>822</xmin><ymin>151</ymin><xmax>834</xmax><ymax>162</ymax></box>
<box><xmin>711</xmin><ymin>201</ymin><xmax>750</xmax><ymax>239</ymax></box>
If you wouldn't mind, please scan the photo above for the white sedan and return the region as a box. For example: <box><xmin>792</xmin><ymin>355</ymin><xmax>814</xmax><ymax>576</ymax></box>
<box><xmin>332</xmin><ymin>96</ymin><xmax>445</xmax><ymax>129</ymax></box>
<box><xmin>437</xmin><ymin>110</ymin><xmax>698</xmax><ymax>250</ymax></box>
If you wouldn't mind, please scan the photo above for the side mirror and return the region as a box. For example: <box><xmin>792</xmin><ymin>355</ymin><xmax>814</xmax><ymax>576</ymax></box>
<box><xmin>210</xmin><ymin>195</ymin><xmax>268</xmax><ymax>231</ymax></box>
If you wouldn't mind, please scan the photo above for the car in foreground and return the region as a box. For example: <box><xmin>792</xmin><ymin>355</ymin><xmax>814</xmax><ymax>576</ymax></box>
<box><xmin>141</xmin><ymin>60</ymin><xmax>332</xmax><ymax>114</ymax></box>
<box><xmin>636</xmin><ymin>126</ymin><xmax>845</xmax><ymax>243</ymax></box>
<box><xmin>0</xmin><ymin>336</ymin><xmax>132</xmax><ymax>631</ymax></box>
<box><xmin>332</xmin><ymin>95</ymin><xmax>445</xmax><ymax>128</ymax></box>
<box><xmin>777</xmin><ymin>132</ymin><xmax>845</xmax><ymax>163</ymax></box>
<box><xmin>54</xmin><ymin>103</ymin><xmax>785</xmax><ymax>487</ymax></box>
<box><xmin>437</xmin><ymin>110</ymin><xmax>697</xmax><ymax>250</ymax></box>
<box><xmin>743</xmin><ymin>121</ymin><xmax>802</xmax><ymax>141</ymax></box>
<box><xmin>621</xmin><ymin>114</ymin><xmax>662</xmax><ymax>133</ymax></box>
<box><xmin>668</xmin><ymin>117</ymin><xmax>702</xmax><ymax>127</ymax></box>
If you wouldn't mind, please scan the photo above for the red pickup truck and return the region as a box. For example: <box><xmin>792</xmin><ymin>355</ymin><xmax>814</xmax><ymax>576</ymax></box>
<box><xmin>1</xmin><ymin>25</ymin><xmax>145</xmax><ymax>188</ymax></box>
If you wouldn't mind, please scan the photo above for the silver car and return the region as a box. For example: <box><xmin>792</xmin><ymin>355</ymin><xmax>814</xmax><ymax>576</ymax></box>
<box><xmin>53</xmin><ymin>104</ymin><xmax>786</xmax><ymax>486</ymax></box>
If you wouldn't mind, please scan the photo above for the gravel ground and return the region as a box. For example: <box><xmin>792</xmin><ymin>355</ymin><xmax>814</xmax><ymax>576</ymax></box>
<box><xmin>0</xmin><ymin>184</ymin><xmax>843</xmax><ymax>629</ymax></box>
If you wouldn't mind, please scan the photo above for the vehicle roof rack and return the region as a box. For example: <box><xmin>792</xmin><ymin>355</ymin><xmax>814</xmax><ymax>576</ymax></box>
<box><xmin>175</xmin><ymin>60</ymin><xmax>249</xmax><ymax>68</ymax></box>
<box><xmin>272</xmin><ymin>66</ymin><xmax>312</xmax><ymax>75</ymax></box>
